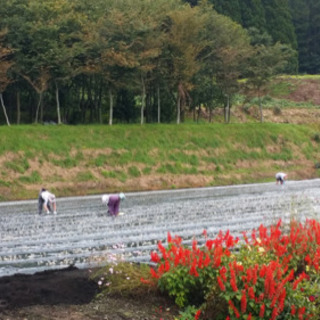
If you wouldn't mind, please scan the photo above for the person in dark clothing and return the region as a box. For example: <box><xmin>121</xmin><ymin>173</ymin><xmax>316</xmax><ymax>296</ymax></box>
<box><xmin>275</xmin><ymin>172</ymin><xmax>287</xmax><ymax>185</ymax></box>
<box><xmin>38</xmin><ymin>188</ymin><xmax>57</xmax><ymax>215</ymax></box>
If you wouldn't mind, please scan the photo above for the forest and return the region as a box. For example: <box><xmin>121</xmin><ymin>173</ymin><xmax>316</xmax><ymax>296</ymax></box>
<box><xmin>0</xmin><ymin>0</ymin><xmax>318</xmax><ymax>125</ymax></box>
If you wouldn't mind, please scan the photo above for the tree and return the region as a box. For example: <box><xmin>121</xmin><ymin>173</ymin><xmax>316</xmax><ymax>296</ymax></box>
<box><xmin>261</xmin><ymin>0</ymin><xmax>297</xmax><ymax>49</ymax></box>
<box><xmin>80</xmin><ymin>0</ymin><xmax>139</xmax><ymax>125</ymax></box>
<box><xmin>289</xmin><ymin>0</ymin><xmax>320</xmax><ymax>74</ymax></box>
<box><xmin>209</xmin><ymin>0</ymin><xmax>242</xmax><ymax>24</ymax></box>
<box><xmin>239</xmin><ymin>0</ymin><xmax>267</xmax><ymax>31</ymax></box>
<box><xmin>163</xmin><ymin>4</ymin><xmax>210</xmax><ymax>124</ymax></box>
<box><xmin>243</xmin><ymin>42</ymin><xmax>295</xmax><ymax>122</ymax></box>
<box><xmin>201</xmin><ymin>9</ymin><xmax>252</xmax><ymax>123</ymax></box>
<box><xmin>0</xmin><ymin>30</ymin><xmax>14</xmax><ymax>126</ymax></box>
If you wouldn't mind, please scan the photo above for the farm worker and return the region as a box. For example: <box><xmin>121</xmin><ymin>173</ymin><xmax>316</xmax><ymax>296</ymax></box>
<box><xmin>275</xmin><ymin>172</ymin><xmax>287</xmax><ymax>185</ymax></box>
<box><xmin>38</xmin><ymin>188</ymin><xmax>57</xmax><ymax>215</ymax></box>
<box><xmin>101</xmin><ymin>192</ymin><xmax>125</xmax><ymax>216</ymax></box>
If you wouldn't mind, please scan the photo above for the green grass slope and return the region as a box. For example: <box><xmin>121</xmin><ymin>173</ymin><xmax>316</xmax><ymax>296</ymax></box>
<box><xmin>1</xmin><ymin>122</ymin><xmax>320</xmax><ymax>201</ymax></box>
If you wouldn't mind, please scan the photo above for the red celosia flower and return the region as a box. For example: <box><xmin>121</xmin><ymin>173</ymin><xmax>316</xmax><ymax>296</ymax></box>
<box><xmin>189</xmin><ymin>264</ymin><xmax>199</xmax><ymax>277</ymax></box>
<box><xmin>164</xmin><ymin>260</ymin><xmax>170</xmax><ymax>272</ymax></box>
<box><xmin>228</xmin><ymin>300</ymin><xmax>240</xmax><ymax>318</ymax></box>
<box><xmin>309</xmin><ymin>295</ymin><xmax>315</xmax><ymax>302</ymax></box>
<box><xmin>229</xmin><ymin>270</ymin><xmax>238</xmax><ymax>292</ymax></box>
<box><xmin>150</xmin><ymin>268</ymin><xmax>159</xmax><ymax>279</ymax></box>
<box><xmin>220</xmin><ymin>266</ymin><xmax>227</xmax><ymax>282</ymax></box>
<box><xmin>241</xmin><ymin>290</ymin><xmax>247</xmax><ymax>313</ymax></box>
<box><xmin>194</xmin><ymin>310</ymin><xmax>201</xmax><ymax>320</ymax></box>
<box><xmin>203</xmin><ymin>253</ymin><xmax>211</xmax><ymax>267</ymax></box>
<box><xmin>292</xmin><ymin>272</ymin><xmax>307</xmax><ymax>290</ymax></box>
<box><xmin>271</xmin><ymin>307</ymin><xmax>278</xmax><ymax>320</ymax></box>
<box><xmin>150</xmin><ymin>251</ymin><xmax>160</xmax><ymax>263</ymax></box>
<box><xmin>259</xmin><ymin>304</ymin><xmax>265</xmax><ymax>318</ymax></box>
<box><xmin>291</xmin><ymin>305</ymin><xmax>296</xmax><ymax>315</ymax></box>
<box><xmin>248</xmin><ymin>287</ymin><xmax>255</xmax><ymax>300</ymax></box>
<box><xmin>217</xmin><ymin>276</ymin><xmax>226</xmax><ymax>291</ymax></box>
<box><xmin>205</xmin><ymin>239</ymin><xmax>214</xmax><ymax>250</ymax></box>
<box><xmin>192</xmin><ymin>238</ymin><xmax>198</xmax><ymax>251</ymax></box>
<box><xmin>298</xmin><ymin>307</ymin><xmax>306</xmax><ymax>320</ymax></box>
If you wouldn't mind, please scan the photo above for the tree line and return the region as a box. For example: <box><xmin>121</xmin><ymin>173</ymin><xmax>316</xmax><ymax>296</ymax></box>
<box><xmin>0</xmin><ymin>0</ymin><xmax>296</xmax><ymax>125</ymax></box>
<box><xmin>188</xmin><ymin>0</ymin><xmax>320</xmax><ymax>75</ymax></box>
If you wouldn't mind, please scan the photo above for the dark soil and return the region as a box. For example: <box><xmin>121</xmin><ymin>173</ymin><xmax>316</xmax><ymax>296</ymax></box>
<box><xmin>0</xmin><ymin>266</ymin><xmax>179</xmax><ymax>320</ymax></box>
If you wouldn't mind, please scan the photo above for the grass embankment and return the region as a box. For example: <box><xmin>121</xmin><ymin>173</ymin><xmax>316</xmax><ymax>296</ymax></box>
<box><xmin>0</xmin><ymin>123</ymin><xmax>320</xmax><ymax>201</ymax></box>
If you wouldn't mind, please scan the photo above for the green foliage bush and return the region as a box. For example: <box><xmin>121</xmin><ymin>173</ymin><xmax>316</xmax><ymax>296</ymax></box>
<box><xmin>142</xmin><ymin>220</ymin><xmax>320</xmax><ymax>319</ymax></box>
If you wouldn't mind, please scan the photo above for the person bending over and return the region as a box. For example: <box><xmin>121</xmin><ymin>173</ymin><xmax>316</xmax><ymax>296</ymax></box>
<box><xmin>275</xmin><ymin>172</ymin><xmax>287</xmax><ymax>185</ymax></box>
<box><xmin>101</xmin><ymin>192</ymin><xmax>125</xmax><ymax>216</ymax></box>
<box><xmin>38</xmin><ymin>188</ymin><xmax>57</xmax><ymax>215</ymax></box>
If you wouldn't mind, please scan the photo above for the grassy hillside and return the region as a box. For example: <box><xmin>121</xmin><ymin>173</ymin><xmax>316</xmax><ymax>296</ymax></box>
<box><xmin>1</xmin><ymin>122</ymin><xmax>320</xmax><ymax>201</ymax></box>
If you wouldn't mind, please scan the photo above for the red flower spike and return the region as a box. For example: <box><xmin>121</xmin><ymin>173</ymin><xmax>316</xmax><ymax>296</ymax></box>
<box><xmin>240</xmin><ymin>290</ymin><xmax>247</xmax><ymax>313</ymax></box>
<box><xmin>194</xmin><ymin>310</ymin><xmax>201</xmax><ymax>320</ymax></box>
<box><xmin>228</xmin><ymin>300</ymin><xmax>240</xmax><ymax>318</ymax></box>
<box><xmin>259</xmin><ymin>303</ymin><xmax>265</xmax><ymax>318</ymax></box>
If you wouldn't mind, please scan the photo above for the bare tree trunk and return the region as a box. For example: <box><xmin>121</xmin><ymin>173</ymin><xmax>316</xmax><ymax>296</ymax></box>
<box><xmin>176</xmin><ymin>96</ymin><xmax>181</xmax><ymax>124</ymax></box>
<box><xmin>157</xmin><ymin>85</ymin><xmax>160</xmax><ymax>124</ymax></box>
<box><xmin>141</xmin><ymin>76</ymin><xmax>146</xmax><ymax>125</ymax></box>
<box><xmin>0</xmin><ymin>92</ymin><xmax>10</xmax><ymax>126</ymax></box>
<box><xmin>209</xmin><ymin>108</ymin><xmax>213</xmax><ymax>123</ymax></box>
<box><xmin>259</xmin><ymin>96</ymin><xmax>264</xmax><ymax>123</ymax></box>
<box><xmin>55</xmin><ymin>81</ymin><xmax>62</xmax><ymax>124</ymax></box>
<box><xmin>16</xmin><ymin>91</ymin><xmax>20</xmax><ymax>125</ymax></box>
<box><xmin>225</xmin><ymin>94</ymin><xmax>230</xmax><ymax>123</ymax></box>
<box><xmin>34</xmin><ymin>92</ymin><xmax>43</xmax><ymax>124</ymax></box>
<box><xmin>197</xmin><ymin>105</ymin><xmax>201</xmax><ymax>123</ymax></box>
<box><xmin>98</xmin><ymin>78</ymin><xmax>103</xmax><ymax>124</ymax></box>
<box><xmin>108</xmin><ymin>88</ymin><xmax>113</xmax><ymax>126</ymax></box>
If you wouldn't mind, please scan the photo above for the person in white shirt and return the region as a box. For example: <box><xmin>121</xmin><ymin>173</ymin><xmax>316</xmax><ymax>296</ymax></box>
<box><xmin>275</xmin><ymin>172</ymin><xmax>287</xmax><ymax>185</ymax></box>
<box><xmin>38</xmin><ymin>188</ymin><xmax>57</xmax><ymax>215</ymax></box>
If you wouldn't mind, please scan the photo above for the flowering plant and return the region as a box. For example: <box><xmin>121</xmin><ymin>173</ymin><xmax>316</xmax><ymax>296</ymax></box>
<box><xmin>144</xmin><ymin>219</ymin><xmax>320</xmax><ymax>319</ymax></box>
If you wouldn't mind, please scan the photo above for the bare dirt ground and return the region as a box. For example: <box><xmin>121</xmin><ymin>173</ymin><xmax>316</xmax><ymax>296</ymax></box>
<box><xmin>0</xmin><ymin>266</ymin><xmax>179</xmax><ymax>320</ymax></box>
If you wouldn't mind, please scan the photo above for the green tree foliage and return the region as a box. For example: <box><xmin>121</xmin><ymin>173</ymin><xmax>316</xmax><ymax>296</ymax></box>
<box><xmin>209</xmin><ymin>0</ymin><xmax>242</xmax><ymax>24</ymax></box>
<box><xmin>0</xmin><ymin>0</ymin><xmax>307</xmax><ymax>125</ymax></box>
<box><xmin>261</xmin><ymin>0</ymin><xmax>297</xmax><ymax>49</ymax></box>
<box><xmin>239</xmin><ymin>0</ymin><xmax>267</xmax><ymax>31</ymax></box>
<box><xmin>289</xmin><ymin>0</ymin><xmax>320</xmax><ymax>74</ymax></box>
<box><xmin>243</xmin><ymin>40</ymin><xmax>295</xmax><ymax>122</ymax></box>
<box><xmin>201</xmin><ymin>8</ymin><xmax>252</xmax><ymax>123</ymax></box>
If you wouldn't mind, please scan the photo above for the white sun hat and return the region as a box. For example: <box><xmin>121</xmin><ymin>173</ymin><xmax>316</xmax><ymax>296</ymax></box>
<box><xmin>101</xmin><ymin>194</ymin><xmax>109</xmax><ymax>204</ymax></box>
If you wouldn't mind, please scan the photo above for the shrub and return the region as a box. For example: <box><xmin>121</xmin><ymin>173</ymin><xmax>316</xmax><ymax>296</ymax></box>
<box><xmin>273</xmin><ymin>106</ymin><xmax>282</xmax><ymax>115</ymax></box>
<box><xmin>312</xmin><ymin>133</ymin><xmax>320</xmax><ymax>143</ymax></box>
<box><xmin>143</xmin><ymin>220</ymin><xmax>320</xmax><ymax>319</ymax></box>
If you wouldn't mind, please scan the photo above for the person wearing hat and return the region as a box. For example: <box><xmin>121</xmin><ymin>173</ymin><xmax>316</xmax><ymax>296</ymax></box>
<box><xmin>275</xmin><ymin>172</ymin><xmax>287</xmax><ymax>185</ymax></box>
<box><xmin>101</xmin><ymin>192</ymin><xmax>125</xmax><ymax>216</ymax></box>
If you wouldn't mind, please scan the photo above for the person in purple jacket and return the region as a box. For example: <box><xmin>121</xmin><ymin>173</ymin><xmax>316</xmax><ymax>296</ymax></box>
<box><xmin>101</xmin><ymin>192</ymin><xmax>125</xmax><ymax>216</ymax></box>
